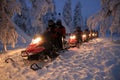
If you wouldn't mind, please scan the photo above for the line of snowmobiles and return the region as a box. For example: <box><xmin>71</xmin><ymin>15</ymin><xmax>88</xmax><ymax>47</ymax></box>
<box><xmin>21</xmin><ymin>35</ymin><xmax>59</xmax><ymax>61</ymax></box>
<box><xmin>4</xmin><ymin>29</ymin><xmax>98</xmax><ymax>71</ymax></box>
<box><xmin>15</xmin><ymin>30</ymin><xmax>98</xmax><ymax>70</ymax></box>
<box><xmin>21</xmin><ymin>30</ymin><xmax>98</xmax><ymax>61</ymax></box>
<box><xmin>67</xmin><ymin>30</ymin><xmax>99</xmax><ymax>48</ymax></box>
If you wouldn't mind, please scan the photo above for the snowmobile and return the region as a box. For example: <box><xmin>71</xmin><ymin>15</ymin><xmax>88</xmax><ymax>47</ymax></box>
<box><xmin>89</xmin><ymin>30</ymin><xmax>98</xmax><ymax>39</ymax></box>
<box><xmin>21</xmin><ymin>35</ymin><xmax>58</xmax><ymax>61</ymax></box>
<box><xmin>93</xmin><ymin>31</ymin><xmax>99</xmax><ymax>38</ymax></box>
<box><xmin>5</xmin><ymin>35</ymin><xmax>60</xmax><ymax>71</ymax></box>
<box><xmin>82</xmin><ymin>33</ymin><xmax>88</xmax><ymax>42</ymax></box>
<box><xmin>5</xmin><ymin>35</ymin><xmax>59</xmax><ymax>71</ymax></box>
<box><xmin>68</xmin><ymin>34</ymin><xmax>82</xmax><ymax>48</ymax></box>
<box><xmin>21</xmin><ymin>36</ymin><xmax>44</xmax><ymax>60</ymax></box>
<box><xmin>68</xmin><ymin>34</ymin><xmax>77</xmax><ymax>47</ymax></box>
<box><xmin>20</xmin><ymin>35</ymin><xmax>60</xmax><ymax>70</ymax></box>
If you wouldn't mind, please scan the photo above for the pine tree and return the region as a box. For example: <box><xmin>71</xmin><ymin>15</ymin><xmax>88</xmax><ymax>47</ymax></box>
<box><xmin>62</xmin><ymin>0</ymin><xmax>72</xmax><ymax>32</ymax></box>
<box><xmin>0</xmin><ymin>0</ymin><xmax>21</xmax><ymax>51</ymax></box>
<box><xmin>73</xmin><ymin>1</ymin><xmax>83</xmax><ymax>29</ymax></box>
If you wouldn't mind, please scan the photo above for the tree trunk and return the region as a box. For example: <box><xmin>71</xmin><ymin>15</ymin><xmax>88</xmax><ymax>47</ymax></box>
<box><xmin>3</xmin><ymin>43</ymin><xmax>7</xmax><ymax>51</ymax></box>
<box><xmin>110</xmin><ymin>32</ymin><xmax>113</xmax><ymax>41</ymax></box>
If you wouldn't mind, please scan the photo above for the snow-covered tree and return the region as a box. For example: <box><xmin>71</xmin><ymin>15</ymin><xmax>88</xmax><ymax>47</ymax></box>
<box><xmin>62</xmin><ymin>0</ymin><xmax>72</xmax><ymax>32</ymax></box>
<box><xmin>31</xmin><ymin>0</ymin><xmax>55</xmax><ymax>34</ymax></box>
<box><xmin>14</xmin><ymin>0</ymin><xmax>55</xmax><ymax>36</ymax></box>
<box><xmin>99</xmin><ymin>16</ymin><xmax>112</xmax><ymax>37</ymax></box>
<box><xmin>0</xmin><ymin>0</ymin><xmax>21</xmax><ymax>51</ymax></box>
<box><xmin>84</xmin><ymin>17</ymin><xmax>88</xmax><ymax>30</ymax></box>
<box><xmin>43</xmin><ymin>0</ymin><xmax>57</xmax><ymax>28</ymax></box>
<box><xmin>87</xmin><ymin>0</ymin><xmax>120</xmax><ymax>37</ymax></box>
<box><xmin>43</xmin><ymin>10</ymin><xmax>56</xmax><ymax>28</ymax></box>
<box><xmin>73</xmin><ymin>1</ymin><xmax>83</xmax><ymax>29</ymax></box>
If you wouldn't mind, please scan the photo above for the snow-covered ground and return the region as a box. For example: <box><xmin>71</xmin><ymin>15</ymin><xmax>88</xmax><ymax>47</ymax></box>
<box><xmin>0</xmin><ymin>37</ymin><xmax>120</xmax><ymax>80</ymax></box>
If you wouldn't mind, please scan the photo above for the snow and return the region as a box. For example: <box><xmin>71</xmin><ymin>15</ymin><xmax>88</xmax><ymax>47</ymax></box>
<box><xmin>0</xmin><ymin>37</ymin><xmax>120</xmax><ymax>80</ymax></box>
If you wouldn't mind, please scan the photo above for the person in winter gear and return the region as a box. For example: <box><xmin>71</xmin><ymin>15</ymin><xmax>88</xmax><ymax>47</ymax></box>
<box><xmin>56</xmin><ymin>19</ymin><xmax>66</xmax><ymax>50</ymax></box>
<box><xmin>42</xmin><ymin>27</ymin><xmax>53</xmax><ymax>58</ymax></box>
<box><xmin>48</xmin><ymin>19</ymin><xmax>58</xmax><ymax>48</ymax></box>
<box><xmin>74</xmin><ymin>26</ymin><xmax>83</xmax><ymax>43</ymax></box>
<box><xmin>84</xmin><ymin>28</ymin><xmax>89</xmax><ymax>41</ymax></box>
<box><xmin>43</xmin><ymin>20</ymin><xmax>59</xmax><ymax>58</ymax></box>
<box><xmin>43</xmin><ymin>27</ymin><xmax>52</xmax><ymax>42</ymax></box>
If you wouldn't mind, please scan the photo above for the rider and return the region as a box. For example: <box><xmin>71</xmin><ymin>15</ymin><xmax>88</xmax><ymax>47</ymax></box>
<box><xmin>56</xmin><ymin>19</ymin><xmax>66</xmax><ymax>50</ymax></box>
<box><xmin>74</xmin><ymin>26</ymin><xmax>83</xmax><ymax>45</ymax></box>
<box><xmin>84</xmin><ymin>28</ymin><xmax>90</xmax><ymax>41</ymax></box>
<box><xmin>43</xmin><ymin>20</ymin><xmax>59</xmax><ymax>58</ymax></box>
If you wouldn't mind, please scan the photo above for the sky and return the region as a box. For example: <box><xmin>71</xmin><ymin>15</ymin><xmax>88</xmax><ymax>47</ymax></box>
<box><xmin>54</xmin><ymin>0</ymin><xmax>101</xmax><ymax>19</ymax></box>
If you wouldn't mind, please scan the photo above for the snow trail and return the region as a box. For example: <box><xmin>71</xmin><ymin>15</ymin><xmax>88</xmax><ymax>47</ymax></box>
<box><xmin>0</xmin><ymin>38</ymin><xmax>120</xmax><ymax>80</ymax></box>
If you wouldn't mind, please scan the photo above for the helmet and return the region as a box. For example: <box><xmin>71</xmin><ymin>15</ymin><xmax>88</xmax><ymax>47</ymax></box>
<box><xmin>76</xmin><ymin>26</ymin><xmax>81</xmax><ymax>30</ymax></box>
<box><xmin>56</xmin><ymin>19</ymin><xmax>62</xmax><ymax>25</ymax></box>
<box><xmin>48</xmin><ymin>19</ymin><xmax>54</xmax><ymax>26</ymax></box>
<box><xmin>48</xmin><ymin>19</ymin><xmax>54</xmax><ymax>23</ymax></box>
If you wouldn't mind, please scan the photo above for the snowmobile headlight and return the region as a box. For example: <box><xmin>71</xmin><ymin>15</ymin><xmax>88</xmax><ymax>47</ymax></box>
<box><xmin>89</xmin><ymin>34</ymin><xmax>91</xmax><ymax>37</ymax></box>
<box><xmin>82</xmin><ymin>34</ymin><xmax>86</xmax><ymax>38</ymax></box>
<box><xmin>92</xmin><ymin>33</ymin><xmax>95</xmax><ymax>37</ymax></box>
<box><xmin>31</xmin><ymin>37</ymin><xmax>42</xmax><ymax>44</ymax></box>
<box><xmin>70</xmin><ymin>35</ymin><xmax>76</xmax><ymax>39</ymax></box>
